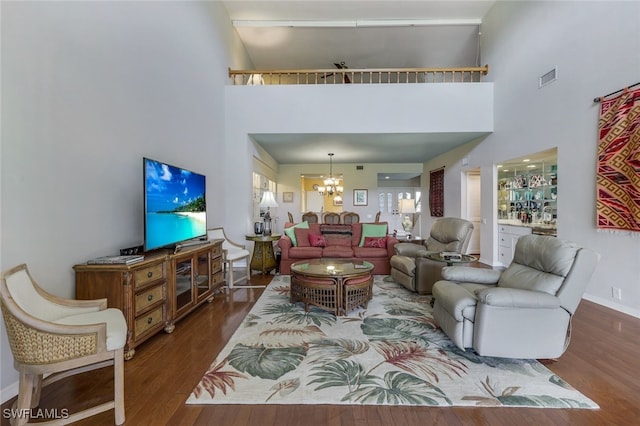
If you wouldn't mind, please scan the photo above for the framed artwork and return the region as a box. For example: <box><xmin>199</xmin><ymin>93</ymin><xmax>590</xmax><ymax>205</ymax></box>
<box><xmin>354</xmin><ymin>189</ymin><xmax>368</xmax><ymax>206</ymax></box>
<box><xmin>282</xmin><ymin>192</ymin><xmax>294</xmax><ymax>203</ymax></box>
<box><xmin>333</xmin><ymin>198</ymin><xmax>343</xmax><ymax>206</ymax></box>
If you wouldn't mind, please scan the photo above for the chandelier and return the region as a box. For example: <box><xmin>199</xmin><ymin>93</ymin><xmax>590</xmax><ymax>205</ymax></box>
<box><xmin>317</xmin><ymin>153</ymin><xmax>343</xmax><ymax>199</ymax></box>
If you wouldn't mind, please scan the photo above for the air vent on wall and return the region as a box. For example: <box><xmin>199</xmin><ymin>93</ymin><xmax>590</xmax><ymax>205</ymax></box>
<box><xmin>356</xmin><ymin>165</ymin><xmax>364</xmax><ymax>170</ymax></box>
<box><xmin>539</xmin><ymin>66</ymin><xmax>558</xmax><ymax>88</ymax></box>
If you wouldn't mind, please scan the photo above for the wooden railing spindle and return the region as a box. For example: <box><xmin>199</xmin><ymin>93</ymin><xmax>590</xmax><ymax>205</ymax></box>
<box><xmin>227</xmin><ymin>66</ymin><xmax>489</xmax><ymax>85</ymax></box>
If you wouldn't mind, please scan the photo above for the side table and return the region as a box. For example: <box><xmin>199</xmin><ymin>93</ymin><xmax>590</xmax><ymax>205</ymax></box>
<box><xmin>246</xmin><ymin>234</ymin><xmax>281</xmax><ymax>275</ymax></box>
<box><xmin>394</xmin><ymin>236</ymin><xmax>425</xmax><ymax>245</ymax></box>
<box><xmin>425</xmin><ymin>252</ymin><xmax>478</xmax><ymax>267</ymax></box>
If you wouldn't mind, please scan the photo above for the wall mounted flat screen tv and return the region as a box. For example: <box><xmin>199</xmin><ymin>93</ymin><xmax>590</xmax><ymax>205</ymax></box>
<box><xmin>144</xmin><ymin>157</ymin><xmax>207</xmax><ymax>251</ymax></box>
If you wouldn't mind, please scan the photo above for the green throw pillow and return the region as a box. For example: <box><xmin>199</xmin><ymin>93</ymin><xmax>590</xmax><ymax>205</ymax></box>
<box><xmin>284</xmin><ymin>221</ymin><xmax>309</xmax><ymax>246</ymax></box>
<box><xmin>359</xmin><ymin>223</ymin><xmax>388</xmax><ymax>247</ymax></box>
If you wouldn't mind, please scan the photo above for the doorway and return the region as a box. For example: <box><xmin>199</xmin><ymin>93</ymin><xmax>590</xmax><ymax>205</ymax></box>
<box><xmin>463</xmin><ymin>170</ymin><xmax>481</xmax><ymax>255</ymax></box>
<box><xmin>376</xmin><ymin>189</ymin><xmax>421</xmax><ymax>235</ymax></box>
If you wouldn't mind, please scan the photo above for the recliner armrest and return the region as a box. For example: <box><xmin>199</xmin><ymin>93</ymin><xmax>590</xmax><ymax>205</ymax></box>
<box><xmin>432</xmin><ymin>281</ymin><xmax>477</xmax><ymax>321</ymax></box>
<box><xmin>476</xmin><ymin>287</ymin><xmax>561</xmax><ymax>309</ymax></box>
<box><xmin>415</xmin><ymin>249</ymin><xmax>438</xmax><ymax>258</ymax></box>
<box><xmin>441</xmin><ymin>266</ymin><xmax>501</xmax><ymax>284</ymax></box>
<box><xmin>393</xmin><ymin>242</ymin><xmax>426</xmax><ymax>257</ymax></box>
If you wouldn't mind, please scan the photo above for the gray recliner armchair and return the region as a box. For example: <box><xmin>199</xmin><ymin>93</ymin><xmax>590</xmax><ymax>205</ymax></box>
<box><xmin>390</xmin><ymin>217</ymin><xmax>474</xmax><ymax>294</ymax></box>
<box><xmin>432</xmin><ymin>234</ymin><xmax>599</xmax><ymax>359</ymax></box>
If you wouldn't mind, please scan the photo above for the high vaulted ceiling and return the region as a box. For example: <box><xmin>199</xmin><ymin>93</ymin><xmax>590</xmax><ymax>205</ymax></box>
<box><xmin>222</xmin><ymin>1</ymin><xmax>496</xmax><ymax>164</ymax></box>
<box><xmin>223</xmin><ymin>0</ymin><xmax>495</xmax><ymax>70</ymax></box>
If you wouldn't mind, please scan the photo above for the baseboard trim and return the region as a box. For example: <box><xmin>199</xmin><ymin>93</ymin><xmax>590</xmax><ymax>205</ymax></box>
<box><xmin>582</xmin><ymin>294</ymin><xmax>640</xmax><ymax>319</ymax></box>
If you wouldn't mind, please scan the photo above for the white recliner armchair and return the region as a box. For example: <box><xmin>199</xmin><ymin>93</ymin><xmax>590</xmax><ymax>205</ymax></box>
<box><xmin>432</xmin><ymin>234</ymin><xmax>599</xmax><ymax>359</ymax></box>
<box><xmin>390</xmin><ymin>217</ymin><xmax>474</xmax><ymax>294</ymax></box>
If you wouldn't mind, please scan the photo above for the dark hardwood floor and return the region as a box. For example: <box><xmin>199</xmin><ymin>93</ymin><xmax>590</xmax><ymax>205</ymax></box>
<box><xmin>3</xmin><ymin>272</ymin><xmax>640</xmax><ymax>425</ymax></box>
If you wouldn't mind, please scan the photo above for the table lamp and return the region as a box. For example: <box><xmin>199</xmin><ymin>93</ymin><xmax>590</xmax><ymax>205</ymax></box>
<box><xmin>259</xmin><ymin>191</ymin><xmax>279</xmax><ymax>236</ymax></box>
<box><xmin>399</xmin><ymin>199</ymin><xmax>416</xmax><ymax>234</ymax></box>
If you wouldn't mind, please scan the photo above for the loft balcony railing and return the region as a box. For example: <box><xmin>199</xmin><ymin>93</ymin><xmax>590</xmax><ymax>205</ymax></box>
<box><xmin>229</xmin><ymin>65</ymin><xmax>489</xmax><ymax>85</ymax></box>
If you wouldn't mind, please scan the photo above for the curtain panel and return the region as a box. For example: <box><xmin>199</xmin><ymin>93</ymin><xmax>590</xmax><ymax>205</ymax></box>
<box><xmin>429</xmin><ymin>168</ymin><xmax>444</xmax><ymax>217</ymax></box>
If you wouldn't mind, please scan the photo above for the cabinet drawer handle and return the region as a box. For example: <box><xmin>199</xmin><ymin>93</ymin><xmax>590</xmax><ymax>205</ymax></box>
<box><xmin>147</xmin><ymin>294</ymin><xmax>153</xmax><ymax>301</ymax></box>
<box><xmin>147</xmin><ymin>271</ymin><xmax>153</xmax><ymax>278</ymax></box>
<box><xmin>147</xmin><ymin>317</ymin><xmax>153</xmax><ymax>324</ymax></box>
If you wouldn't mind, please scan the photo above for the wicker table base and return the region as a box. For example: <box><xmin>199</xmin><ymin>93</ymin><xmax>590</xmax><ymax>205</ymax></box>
<box><xmin>290</xmin><ymin>259</ymin><xmax>374</xmax><ymax>316</ymax></box>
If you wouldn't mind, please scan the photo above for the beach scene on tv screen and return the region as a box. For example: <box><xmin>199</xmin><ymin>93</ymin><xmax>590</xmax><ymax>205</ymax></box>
<box><xmin>145</xmin><ymin>159</ymin><xmax>206</xmax><ymax>249</ymax></box>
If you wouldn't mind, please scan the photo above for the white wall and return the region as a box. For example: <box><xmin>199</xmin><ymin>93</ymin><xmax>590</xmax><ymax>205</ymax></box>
<box><xmin>224</xmin><ymin>83</ymin><xmax>494</xmax><ymax>242</ymax></box>
<box><xmin>453</xmin><ymin>1</ymin><xmax>640</xmax><ymax>316</ymax></box>
<box><xmin>277</xmin><ymin>162</ymin><xmax>424</xmax><ymax>228</ymax></box>
<box><xmin>0</xmin><ymin>0</ymin><xmax>251</xmax><ymax>401</ymax></box>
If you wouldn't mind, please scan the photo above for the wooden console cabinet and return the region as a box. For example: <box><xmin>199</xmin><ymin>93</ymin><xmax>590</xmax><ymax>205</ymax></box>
<box><xmin>165</xmin><ymin>240</ymin><xmax>224</xmax><ymax>331</ymax></box>
<box><xmin>74</xmin><ymin>239</ymin><xmax>224</xmax><ymax>360</ymax></box>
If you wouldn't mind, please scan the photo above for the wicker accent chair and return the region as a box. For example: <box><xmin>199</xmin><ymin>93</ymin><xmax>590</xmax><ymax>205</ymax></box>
<box><xmin>323</xmin><ymin>212</ymin><xmax>341</xmax><ymax>224</ymax></box>
<box><xmin>0</xmin><ymin>264</ymin><xmax>127</xmax><ymax>425</ymax></box>
<box><xmin>302</xmin><ymin>212</ymin><xmax>319</xmax><ymax>223</ymax></box>
<box><xmin>287</xmin><ymin>212</ymin><xmax>294</xmax><ymax>223</ymax></box>
<box><xmin>374</xmin><ymin>211</ymin><xmax>382</xmax><ymax>222</ymax></box>
<box><xmin>208</xmin><ymin>227</ymin><xmax>251</xmax><ymax>288</ymax></box>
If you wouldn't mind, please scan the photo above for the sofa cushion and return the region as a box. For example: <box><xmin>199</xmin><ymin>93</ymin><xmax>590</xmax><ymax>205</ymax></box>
<box><xmin>294</xmin><ymin>227</ymin><xmax>312</xmax><ymax>247</ymax></box>
<box><xmin>325</xmin><ymin>235</ymin><xmax>352</xmax><ymax>246</ymax></box>
<box><xmin>284</xmin><ymin>221</ymin><xmax>309</xmax><ymax>246</ymax></box>
<box><xmin>308</xmin><ymin>223</ymin><xmax>322</xmax><ymax>234</ymax></box>
<box><xmin>309</xmin><ymin>233</ymin><xmax>327</xmax><ymax>247</ymax></box>
<box><xmin>55</xmin><ymin>308</ymin><xmax>127</xmax><ymax>351</ymax></box>
<box><xmin>363</xmin><ymin>236</ymin><xmax>386</xmax><ymax>248</ymax></box>
<box><xmin>289</xmin><ymin>246</ymin><xmax>323</xmax><ymax>259</ymax></box>
<box><xmin>351</xmin><ymin>222</ymin><xmax>363</xmax><ymax>246</ymax></box>
<box><xmin>322</xmin><ymin>246</ymin><xmax>354</xmax><ymax>258</ymax></box>
<box><xmin>359</xmin><ymin>223</ymin><xmax>388</xmax><ymax>247</ymax></box>
<box><xmin>354</xmin><ymin>246</ymin><xmax>389</xmax><ymax>259</ymax></box>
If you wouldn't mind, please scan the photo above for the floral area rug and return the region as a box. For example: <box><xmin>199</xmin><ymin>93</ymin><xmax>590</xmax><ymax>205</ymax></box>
<box><xmin>187</xmin><ymin>275</ymin><xmax>597</xmax><ymax>409</ymax></box>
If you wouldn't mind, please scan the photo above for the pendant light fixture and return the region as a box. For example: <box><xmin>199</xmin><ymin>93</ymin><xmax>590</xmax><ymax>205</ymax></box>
<box><xmin>317</xmin><ymin>153</ymin><xmax>343</xmax><ymax>199</ymax></box>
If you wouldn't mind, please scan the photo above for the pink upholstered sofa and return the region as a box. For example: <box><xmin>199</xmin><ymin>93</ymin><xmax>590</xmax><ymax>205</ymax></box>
<box><xmin>278</xmin><ymin>222</ymin><xmax>399</xmax><ymax>275</ymax></box>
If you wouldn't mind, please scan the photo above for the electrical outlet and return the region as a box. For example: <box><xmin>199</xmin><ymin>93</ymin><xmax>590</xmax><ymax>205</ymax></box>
<box><xmin>611</xmin><ymin>287</ymin><xmax>622</xmax><ymax>300</ymax></box>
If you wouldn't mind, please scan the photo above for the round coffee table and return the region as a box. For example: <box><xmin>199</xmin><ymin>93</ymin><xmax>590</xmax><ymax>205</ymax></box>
<box><xmin>290</xmin><ymin>259</ymin><xmax>374</xmax><ymax>316</ymax></box>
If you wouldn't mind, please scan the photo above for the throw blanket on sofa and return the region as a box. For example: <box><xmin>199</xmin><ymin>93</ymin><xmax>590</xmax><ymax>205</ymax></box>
<box><xmin>320</xmin><ymin>224</ymin><xmax>352</xmax><ymax>245</ymax></box>
<box><xmin>597</xmin><ymin>87</ymin><xmax>640</xmax><ymax>233</ymax></box>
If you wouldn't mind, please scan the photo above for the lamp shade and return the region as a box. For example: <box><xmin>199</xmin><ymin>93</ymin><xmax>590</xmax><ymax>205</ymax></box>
<box><xmin>259</xmin><ymin>191</ymin><xmax>279</xmax><ymax>208</ymax></box>
<box><xmin>399</xmin><ymin>198</ymin><xmax>416</xmax><ymax>214</ymax></box>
